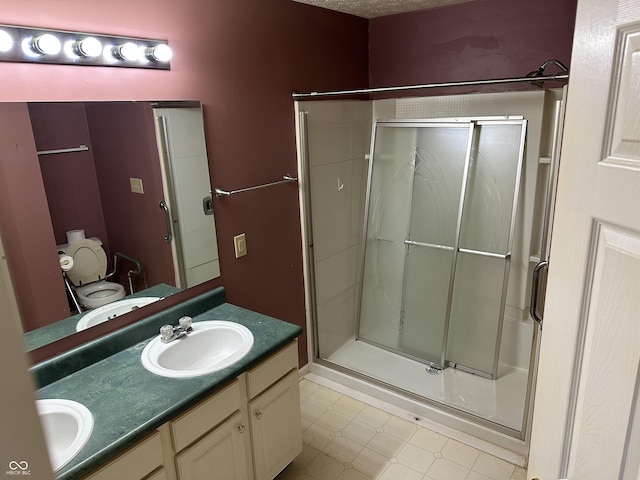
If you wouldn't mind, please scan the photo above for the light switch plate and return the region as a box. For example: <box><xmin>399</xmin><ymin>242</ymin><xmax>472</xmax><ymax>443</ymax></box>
<box><xmin>130</xmin><ymin>177</ymin><xmax>144</xmax><ymax>194</ymax></box>
<box><xmin>234</xmin><ymin>233</ymin><xmax>247</xmax><ymax>258</ymax></box>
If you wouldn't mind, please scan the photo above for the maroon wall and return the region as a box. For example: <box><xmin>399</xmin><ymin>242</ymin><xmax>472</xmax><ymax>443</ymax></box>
<box><xmin>0</xmin><ymin>0</ymin><xmax>577</xmax><ymax>363</ymax></box>
<box><xmin>0</xmin><ymin>104</ymin><xmax>70</xmax><ymax>329</ymax></box>
<box><xmin>369</xmin><ymin>0</ymin><xmax>578</xmax><ymax>97</ymax></box>
<box><xmin>0</xmin><ymin>0</ymin><xmax>369</xmax><ymax>363</ymax></box>
<box><xmin>85</xmin><ymin>102</ymin><xmax>175</xmax><ymax>290</ymax></box>
<box><xmin>28</xmin><ymin>103</ymin><xmax>110</xmax><ymax>251</ymax></box>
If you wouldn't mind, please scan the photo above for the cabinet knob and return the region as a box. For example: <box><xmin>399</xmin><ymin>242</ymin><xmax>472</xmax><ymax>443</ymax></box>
<box><xmin>238</xmin><ymin>425</ymin><xmax>246</xmax><ymax>433</ymax></box>
<box><xmin>255</xmin><ymin>411</ymin><xmax>263</xmax><ymax>420</ymax></box>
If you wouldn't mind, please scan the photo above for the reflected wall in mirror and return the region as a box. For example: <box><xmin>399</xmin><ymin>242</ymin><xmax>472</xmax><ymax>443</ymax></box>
<box><xmin>0</xmin><ymin>101</ymin><xmax>220</xmax><ymax>340</ymax></box>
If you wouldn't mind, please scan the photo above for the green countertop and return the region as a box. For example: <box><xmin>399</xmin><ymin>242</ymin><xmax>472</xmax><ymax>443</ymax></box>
<box><xmin>36</xmin><ymin>300</ymin><xmax>302</xmax><ymax>479</ymax></box>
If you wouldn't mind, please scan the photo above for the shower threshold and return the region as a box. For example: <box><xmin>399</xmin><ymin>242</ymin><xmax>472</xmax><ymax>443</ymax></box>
<box><xmin>325</xmin><ymin>339</ymin><xmax>528</xmax><ymax>432</ymax></box>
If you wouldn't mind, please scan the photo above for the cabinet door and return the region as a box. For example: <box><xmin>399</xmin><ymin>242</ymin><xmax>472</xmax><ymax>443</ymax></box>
<box><xmin>249</xmin><ymin>369</ymin><xmax>302</xmax><ymax>480</ymax></box>
<box><xmin>175</xmin><ymin>412</ymin><xmax>250</xmax><ymax>480</ymax></box>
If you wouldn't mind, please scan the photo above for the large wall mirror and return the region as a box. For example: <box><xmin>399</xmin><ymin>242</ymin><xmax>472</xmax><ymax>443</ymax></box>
<box><xmin>0</xmin><ymin>101</ymin><xmax>221</xmax><ymax>355</ymax></box>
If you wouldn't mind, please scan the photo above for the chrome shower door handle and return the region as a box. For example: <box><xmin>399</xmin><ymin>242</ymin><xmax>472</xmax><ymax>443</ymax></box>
<box><xmin>530</xmin><ymin>260</ymin><xmax>549</xmax><ymax>328</ymax></box>
<box><xmin>159</xmin><ymin>200</ymin><xmax>173</xmax><ymax>244</ymax></box>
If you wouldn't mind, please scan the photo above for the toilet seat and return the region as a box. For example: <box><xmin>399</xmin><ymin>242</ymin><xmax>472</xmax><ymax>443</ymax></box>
<box><xmin>65</xmin><ymin>239</ymin><xmax>108</xmax><ymax>286</ymax></box>
<box><xmin>76</xmin><ymin>282</ymin><xmax>126</xmax><ymax>309</ymax></box>
<box><xmin>65</xmin><ymin>238</ymin><xmax>126</xmax><ymax>309</ymax></box>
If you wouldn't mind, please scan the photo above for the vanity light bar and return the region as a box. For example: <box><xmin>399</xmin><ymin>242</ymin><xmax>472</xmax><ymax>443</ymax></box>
<box><xmin>0</xmin><ymin>24</ymin><xmax>171</xmax><ymax>69</ymax></box>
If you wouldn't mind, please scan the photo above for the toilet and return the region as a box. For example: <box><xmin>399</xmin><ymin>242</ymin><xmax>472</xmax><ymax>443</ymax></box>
<box><xmin>64</xmin><ymin>238</ymin><xmax>126</xmax><ymax>309</ymax></box>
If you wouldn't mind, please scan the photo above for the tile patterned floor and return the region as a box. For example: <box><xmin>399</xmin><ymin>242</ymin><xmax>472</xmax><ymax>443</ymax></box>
<box><xmin>276</xmin><ymin>378</ymin><xmax>527</xmax><ymax>480</ymax></box>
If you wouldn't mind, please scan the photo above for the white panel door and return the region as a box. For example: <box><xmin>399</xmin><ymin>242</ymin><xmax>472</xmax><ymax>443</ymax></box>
<box><xmin>154</xmin><ymin>107</ymin><xmax>220</xmax><ymax>288</ymax></box>
<box><xmin>528</xmin><ymin>0</ymin><xmax>640</xmax><ymax>479</ymax></box>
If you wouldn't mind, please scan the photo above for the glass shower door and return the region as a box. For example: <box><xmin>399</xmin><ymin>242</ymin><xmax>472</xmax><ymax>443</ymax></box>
<box><xmin>358</xmin><ymin>122</ymin><xmax>474</xmax><ymax>366</ymax></box>
<box><xmin>447</xmin><ymin>121</ymin><xmax>527</xmax><ymax>376</ymax></box>
<box><xmin>358</xmin><ymin>118</ymin><xmax>527</xmax><ymax>378</ymax></box>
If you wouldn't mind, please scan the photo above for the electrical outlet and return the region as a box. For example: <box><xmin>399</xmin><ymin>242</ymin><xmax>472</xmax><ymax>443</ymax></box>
<box><xmin>234</xmin><ymin>233</ymin><xmax>247</xmax><ymax>258</ymax></box>
<box><xmin>130</xmin><ymin>177</ymin><xmax>144</xmax><ymax>194</ymax></box>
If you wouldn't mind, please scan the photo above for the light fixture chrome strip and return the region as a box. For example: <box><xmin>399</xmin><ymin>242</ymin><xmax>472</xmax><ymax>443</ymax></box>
<box><xmin>0</xmin><ymin>24</ymin><xmax>171</xmax><ymax>69</ymax></box>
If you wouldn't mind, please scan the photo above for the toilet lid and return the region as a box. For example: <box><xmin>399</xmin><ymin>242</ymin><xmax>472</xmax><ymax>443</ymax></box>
<box><xmin>65</xmin><ymin>239</ymin><xmax>108</xmax><ymax>286</ymax></box>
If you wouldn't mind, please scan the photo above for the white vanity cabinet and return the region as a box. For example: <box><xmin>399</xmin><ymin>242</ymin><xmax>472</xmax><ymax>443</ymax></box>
<box><xmin>171</xmin><ymin>379</ymin><xmax>250</xmax><ymax>480</ymax></box>
<box><xmin>249</xmin><ymin>370</ymin><xmax>302</xmax><ymax>480</ymax></box>
<box><xmin>247</xmin><ymin>344</ymin><xmax>302</xmax><ymax>480</ymax></box>
<box><xmin>81</xmin><ymin>340</ymin><xmax>301</xmax><ymax>480</ymax></box>
<box><xmin>174</xmin><ymin>412</ymin><xmax>250</xmax><ymax>480</ymax></box>
<box><xmin>173</xmin><ymin>340</ymin><xmax>301</xmax><ymax>480</ymax></box>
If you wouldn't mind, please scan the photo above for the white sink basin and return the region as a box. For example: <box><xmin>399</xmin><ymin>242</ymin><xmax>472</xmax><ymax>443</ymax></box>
<box><xmin>141</xmin><ymin>321</ymin><xmax>254</xmax><ymax>378</ymax></box>
<box><xmin>76</xmin><ymin>297</ymin><xmax>161</xmax><ymax>331</ymax></box>
<box><xmin>36</xmin><ymin>399</ymin><xmax>94</xmax><ymax>472</ymax></box>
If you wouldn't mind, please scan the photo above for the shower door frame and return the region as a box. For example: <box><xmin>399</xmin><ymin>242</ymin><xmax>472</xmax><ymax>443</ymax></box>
<box><xmin>355</xmin><ymin>116</ymin><xmax>528</xmax><ymax>380</ymax></box>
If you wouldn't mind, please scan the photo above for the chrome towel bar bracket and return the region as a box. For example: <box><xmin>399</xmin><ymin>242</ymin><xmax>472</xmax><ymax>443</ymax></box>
<box><xmin>214</xmin><ymin>174</ymin><xmax>298</xmax><ymax>198</ymax></box>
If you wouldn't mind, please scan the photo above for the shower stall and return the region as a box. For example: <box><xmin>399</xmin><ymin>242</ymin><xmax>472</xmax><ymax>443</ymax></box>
<box><xmin>295</xmin><ymin>88</ymin><xmax>565</xmax><ymax>459</ymax></box>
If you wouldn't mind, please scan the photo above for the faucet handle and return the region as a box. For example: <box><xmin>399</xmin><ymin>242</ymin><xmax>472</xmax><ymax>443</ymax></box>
<box><xmin>178</xmin><ymin>316</ymin><xmax>192</xmax><ymax>331</ymax></box>
<box><xmin>160</xmin><ymin>324</ymin><xmax>174</xmax><ymax>342</ymax></box>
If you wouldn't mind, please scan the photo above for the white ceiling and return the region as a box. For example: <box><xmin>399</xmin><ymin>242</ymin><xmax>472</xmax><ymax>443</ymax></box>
<box><xmin>292</xmin><ymin>0</ymin><xmax>474</xmax><ymax>19</ymax></box>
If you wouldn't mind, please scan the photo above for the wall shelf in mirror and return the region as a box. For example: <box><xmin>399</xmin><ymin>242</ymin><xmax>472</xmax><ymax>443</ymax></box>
<box><xmin>37</xmin><ymin>144</ymin><xmax>88</xmax><ymax>155</ymax></box>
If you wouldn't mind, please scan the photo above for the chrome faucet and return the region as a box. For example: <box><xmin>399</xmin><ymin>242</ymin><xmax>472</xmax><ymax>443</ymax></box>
<box><xmin>159</xmin><ymin>316</ymin><xmax>193</xmax><ymax>343</ymax></box>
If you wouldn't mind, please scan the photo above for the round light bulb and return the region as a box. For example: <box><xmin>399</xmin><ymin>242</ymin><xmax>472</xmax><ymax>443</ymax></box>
<box><xmin>113</xmin><ymin>42</ymin><xmax>140</xmax><ymax>61</ymax></box>
<box><xmin>31</xmin><ymin>33</ymin><xmax>62</xmax><ymax>55</ymax></box>
<box><xmin>148</xmin><ymin>44</ymin><xmax>172</xmax><ymax>62</ymax></box>
<box><xmin>76</xmin><ymin>37</ymin><xmax>102</xmax><ymax>57</ymax></box>
<box><xmin>0</xmin><ymin>30</ymin><xmax>13</xmax><ymax>53</ymax></box>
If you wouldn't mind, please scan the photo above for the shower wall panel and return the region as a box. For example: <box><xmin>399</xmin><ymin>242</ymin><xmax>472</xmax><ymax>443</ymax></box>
<box><xmin>300</xmin><ymin>100</ymin><xmax>372</xmax><ymax>358</ymax></box>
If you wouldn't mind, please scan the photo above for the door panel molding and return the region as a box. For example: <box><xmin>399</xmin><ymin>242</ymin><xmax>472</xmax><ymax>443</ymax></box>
<box><xmin>566</xmin><ymin>221</ymin><xmax>640</xmax><ymax>479</ymax></box>
<box><xmin>605</xmin><ymin>24</ymin><xmax>640</xmax><ymax>166</ymax></box>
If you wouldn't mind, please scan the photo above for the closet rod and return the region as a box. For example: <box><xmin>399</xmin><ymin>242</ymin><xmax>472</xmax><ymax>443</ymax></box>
<box><xmin>215</xmin><ymin>174</ymin><xmax>298</xmax><ymax>198</ymax></box>
<box><xmin>292</xmin><ymin>73</ymin><xmax>568</xmax><ymax>99</ymax></box>
<box><xmin>37</xmin><ymin>144</ymin><xmax>89</xmax><ymax>155</ymax></box>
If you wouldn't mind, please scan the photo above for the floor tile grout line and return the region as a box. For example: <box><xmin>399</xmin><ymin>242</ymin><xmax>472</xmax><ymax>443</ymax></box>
<box><xmin>292</xmin><ymin>378</ymin><xmax>525</xmax><ymax>480</ymax></box>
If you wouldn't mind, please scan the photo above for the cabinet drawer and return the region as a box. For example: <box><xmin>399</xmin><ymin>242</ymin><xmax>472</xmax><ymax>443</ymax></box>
<box><xmin>247</xmin><ymin>340</ymin><xmax>298</xmax><ymax>399</ymax></box>
<box><xmin>171</xmin><ymin>379</ymin><xmax>241</xmax><ymax>452</ymax></box>
<box><xmin>84</xmin><ymin>431</ymin><xmax>163</xmax><ymax>480</ymax></box>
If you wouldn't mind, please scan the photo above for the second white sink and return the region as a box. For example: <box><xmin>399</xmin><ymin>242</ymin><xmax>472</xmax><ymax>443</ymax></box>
<box><xmin>141</xmin><ymin>321</ymin><xmax>254</xmax><ymax>378</ymax></box>
<box><xmin>36</xmin><ymin>399</ymin><xmax>94</xmax><ymax>472</ymax></box>
<box><xmin>76</xmin><ymin>297</ymin><xmax>161</xmax><ymax>331</ymax></box>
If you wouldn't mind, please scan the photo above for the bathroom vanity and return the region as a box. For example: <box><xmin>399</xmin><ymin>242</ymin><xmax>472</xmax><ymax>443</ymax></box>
<box><xmin>31</xmin><ymin>287</ymin><xmax>303</xmax><ymax>480</ymax></box>
<box><xmin>85</xmin><ymin>342</ymin><xmax>300</xmax><ymax>480</ymax></box>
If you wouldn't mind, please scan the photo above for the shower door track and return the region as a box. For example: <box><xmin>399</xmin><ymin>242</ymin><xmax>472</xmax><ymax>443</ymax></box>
<box><xmin>354</xmin><ymin>336</ymin><xmax>496</xmax><ymax>380</ymax></box>
<box><xmin>314</xmin><ymin>354</ymin><xmax>522</xmax><ymax>438</ymax></box>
